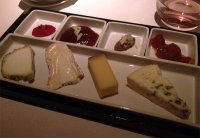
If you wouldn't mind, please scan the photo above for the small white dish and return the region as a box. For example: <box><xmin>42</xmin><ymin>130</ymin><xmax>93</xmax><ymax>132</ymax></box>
<box><xmin>14</xmin><ymin>10</ymin><xmax>67</xmax><ymax>39</ymax></box>
<box><xmin>98</xmin><ymin>22</ymin><xmax>149</xmax><ymax>56</ymax></box>
<box><xmin>145</xmin><ymin>28</ymin><xmax>198</xmax><ymax>65</ymax></box>
<box><xmin>54</xmin><ymin>15</ymin><xmax>106</xmax><ymax>47</ymax></box>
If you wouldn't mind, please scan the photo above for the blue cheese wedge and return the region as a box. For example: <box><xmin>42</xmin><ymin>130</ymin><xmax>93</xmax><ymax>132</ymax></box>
<box><xmin>127</xmin><ymin>64</ymin><xmax>191</xmax><ymax>119</ymax></box>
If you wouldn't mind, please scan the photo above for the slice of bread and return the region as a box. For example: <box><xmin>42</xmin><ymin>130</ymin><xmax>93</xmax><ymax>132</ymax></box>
<box><xmin>127</xmin><ymin>64</ymin><xmax>190</xmax><ymax>119</ymax></box>
<box><xmin>1</xmin><ymin>46</ymin><xmax>35</xmax><ymax>83</ymax></box>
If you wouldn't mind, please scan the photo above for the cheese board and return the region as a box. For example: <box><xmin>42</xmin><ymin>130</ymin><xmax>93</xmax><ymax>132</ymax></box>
<box><xmin>0</xmin><ymin>8</ymin><xmax>200</xmax><ymax>137</ymax></box>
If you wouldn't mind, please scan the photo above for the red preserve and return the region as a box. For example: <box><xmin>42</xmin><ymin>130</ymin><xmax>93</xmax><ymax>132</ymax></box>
<box><xmin>32</xmin><ymin>24</ymin><xmax>56</xmax><ymax>37</ymax></box>
<box><xmin>60</xmin><ymin>26</ymin><xmax>99</xmax><ymax>46</ymax></box>
<box><xmin>151</xmin><ymin>34</ymin><xmax>191</xmax><ymax>63</ymax></box>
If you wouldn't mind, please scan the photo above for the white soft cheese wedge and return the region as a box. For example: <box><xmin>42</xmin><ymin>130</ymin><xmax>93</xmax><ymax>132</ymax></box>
<box><xmin>45</xmin><ymin>42</ymin><xmax>84</xmax><ymax>90</ymax></box>
<box><xmin>127</xmin><ymin>64</ymin><xmax>191</xmax><ymax>119</ymax></box>
<box><xmin>1</xmin><ymin>46</ymin><xmax>35</xmax><ymax>83</ymax></box>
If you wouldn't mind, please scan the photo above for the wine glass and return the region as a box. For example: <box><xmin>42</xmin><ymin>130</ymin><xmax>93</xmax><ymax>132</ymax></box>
<box><xmin>156</xmin><ymin>0</ymin><xmax>200</xmax><ymax>31</ymax></box>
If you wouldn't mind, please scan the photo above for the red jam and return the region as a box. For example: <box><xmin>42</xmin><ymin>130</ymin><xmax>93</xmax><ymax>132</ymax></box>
<box><xmin>32</xmin><ymin>24</ymin><xmax>56</xmax><ymax>37</ymax></box>
<box><xmin>151</xmin><ymin>34</ymin><xmax>191</xmax><ymax>63</ymax></box>
<box><xmin>60</xmin><ymin>26</ymin><xmax>99</xmax><ymax>46</ymax></box>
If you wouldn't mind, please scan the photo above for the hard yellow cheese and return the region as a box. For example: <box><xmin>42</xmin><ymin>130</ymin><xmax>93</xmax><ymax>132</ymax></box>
<box><xmin>88</xmin><ymin>54</ymin><xmax>118</xmax><ymax>98</ymax></box>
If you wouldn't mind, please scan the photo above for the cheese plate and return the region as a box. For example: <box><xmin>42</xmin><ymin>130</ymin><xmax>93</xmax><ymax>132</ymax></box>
<box><xmin>0</xmin><ymin>34</ymin><xmax>199</xmax><ymax>128</ymax></box>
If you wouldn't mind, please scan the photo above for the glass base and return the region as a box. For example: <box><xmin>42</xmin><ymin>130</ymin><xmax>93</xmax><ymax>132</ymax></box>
<box><xmin>161</xmin><ymin>19</ymin><xmax>198</xmax><ymax>31</ymax></box>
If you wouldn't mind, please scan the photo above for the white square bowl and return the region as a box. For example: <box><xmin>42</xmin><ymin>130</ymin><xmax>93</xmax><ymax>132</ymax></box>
<box><xmin>145</xmin><ymin>28</ymin><xmax>198</xmax><ymax>65</ymax></box>
<box><xmin>14</xmin><ymin>10</ymin><xmax>67</xmax><ymax>39</ymax></box>
<box><xmin>54</xmin><ymin>15</ymin><xmax>106</xmax><ymax>47</ymax></box>
<box><xmin>97</xmin><ymin>22</ymin><xmax>149</xmax><ymax>56</ymax></box>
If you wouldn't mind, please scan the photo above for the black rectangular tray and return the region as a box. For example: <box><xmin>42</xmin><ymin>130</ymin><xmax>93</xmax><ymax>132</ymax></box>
<box><xmin>0</xmin><ymin>8</ymin><xmax>200</xmax><ymax>137</ymax></box>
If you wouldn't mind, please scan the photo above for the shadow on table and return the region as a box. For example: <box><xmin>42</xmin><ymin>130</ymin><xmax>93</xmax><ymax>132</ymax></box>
<box><xmin>154</xmin><ymin>12</ymin><xmax>200</xmax><ymax>33</ymax></box>
<box><xmin>18</xmin><ymin>0</ymin><xmax>78</xmax><ymax>12</ymax></box>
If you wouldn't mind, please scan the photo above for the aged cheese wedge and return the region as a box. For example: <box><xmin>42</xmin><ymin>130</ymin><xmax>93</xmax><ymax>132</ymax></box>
<box><xmin>88</xmin><ymin>54</ymin><xmax>118</xmax><ymax>98</ymax></box>
<box><xmin>45</xmin><ymin>42</ymin><xmax>84</xmax><ymax>90</ymax></box>
<box><xmin>1</xmin><ymin>46</ymin><xmax>35</xmax><ymax>83</ymax></box>
<box><xmin>127</xmin><ymin>64</ymin><xmax>191</xmax><ymax>119</ymax></box>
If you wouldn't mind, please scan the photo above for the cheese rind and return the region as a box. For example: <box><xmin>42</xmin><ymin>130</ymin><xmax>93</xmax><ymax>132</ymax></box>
<box><xmin>1</xmin><ymin>46</ymin><xmax>35</xmax><ymax>83</ymax></box>
<box><xmin>88</xmin><ymin>54</ymin><xmax>118</xmax><ymax>98</ymax></box>
<box><xmin>127</xmin><ymin>64</ymin><xmax>191</xmax><ymax>119</ymax></box>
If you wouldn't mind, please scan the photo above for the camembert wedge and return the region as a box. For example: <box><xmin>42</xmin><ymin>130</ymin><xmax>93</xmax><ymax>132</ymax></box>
<box><xmin>45</xmin><ymin>42</ymin><xmax>84</xmax><ymax>90</ymax></box>
<box><xmin>127</xmin><ymin>64</ymin><xmax>190</xmax><ymax>119</ymax></box>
